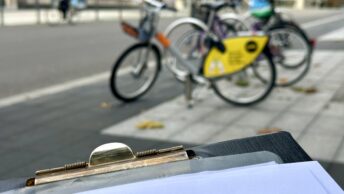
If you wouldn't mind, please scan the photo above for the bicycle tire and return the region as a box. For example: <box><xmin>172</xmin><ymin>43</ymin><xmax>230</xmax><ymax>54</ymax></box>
<box><xmin>220</xmin><ymin>16</ymin><xmax>250</xmax><ymax>35</ymax></box>
<box><xmin>110</xmin><ymin>43</ymin><xmax>161</xmax><ymax>102</ymax></box>
<box><xmin>268</xmin><ymin>23</ymin><xmax>312</xmax><ymax>69</ymax></box>
<box><xmin>267</xmin><ymin>23</ymin><xmax>312</xmax><ymax>87</ymax></box>
<box><xmin>212</xmin><ymin>49</ymin><xmax>276</xmax><ymax>106</ymax></box>
<box><xmin>163</xmin><ymin>18</ymin><xmax>208</xmax><ymax>79</ymax></box>
<box><xmin>165</xmin><ymin>29</ymin><xmax>207</xmax><ymax>82</ymax></box>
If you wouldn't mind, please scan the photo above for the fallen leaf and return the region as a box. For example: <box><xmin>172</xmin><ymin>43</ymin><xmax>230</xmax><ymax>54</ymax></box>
<box><xmin>136</xmin><ymin>120</ymin><xmax>164</xmax><ymax>130</ymax></box>
<box><xmin>100</xmin><ymin>102</ymin><xmax>112</xmax><ymax>109</ymax></box>
<box><xmin>257</xmin><ymin>128</ymin><xmax>282</xmax><ymax>135</ymax></box>
<box><xmin>278</xmin><ymin>78</ymin><xmax>289</xmax><ymax>85</ymax></box>
<box><xmin>291</xmin><ymin>86</ymin><xmax>318</xmax><ymax>95</ymax></box>
<box><xmin>304</xmin><ymin>87</ymin><xmax>318</xmax><ymax>94</ymax></box>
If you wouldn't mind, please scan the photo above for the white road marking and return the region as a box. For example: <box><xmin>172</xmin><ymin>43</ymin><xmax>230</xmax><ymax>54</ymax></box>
<box><xmin>0</xmin><ymin>72</ymin><xmax>109</xmax><ymax>109</ymax></box>
<box><xmin>302</xmin><ymin>13</ymin><xmax>344</xmax><ymax>29</ymax></box>
<box><xmin>318</xmin><ymin>26</ymin><xmax>344</xmax><ymax>41</ymax></box>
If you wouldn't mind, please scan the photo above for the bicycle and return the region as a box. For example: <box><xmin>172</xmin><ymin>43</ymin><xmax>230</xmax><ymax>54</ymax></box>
<box><xmin>164</xmin><ymin>0</ymin><xmax>314</xmax><ymax>87</ymax></box>
<box><xmin>220</xmin><ymin>0</ymin><xmax>315</xmax><ymax>86</ymax></box>
<box><xmin>110</xmin><ymin>0</ymin><xmax>276</xmax><ymax>107</ymax></box>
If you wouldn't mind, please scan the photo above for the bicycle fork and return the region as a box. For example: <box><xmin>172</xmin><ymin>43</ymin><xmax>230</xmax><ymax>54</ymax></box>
<box><xmin>131</xmin><ymin>44</ymin><xmax>152</xmax><ymax>78</ymax></box>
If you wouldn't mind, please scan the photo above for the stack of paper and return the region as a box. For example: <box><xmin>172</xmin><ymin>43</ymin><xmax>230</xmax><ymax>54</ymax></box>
<box><xmin>80</xmin><ymin>161</ymin><xmax>343</xmax><ymax>194</ymax></box>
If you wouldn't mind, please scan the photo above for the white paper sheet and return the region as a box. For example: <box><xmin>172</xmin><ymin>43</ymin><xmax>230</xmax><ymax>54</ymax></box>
<box><xmin>79</xmin><ymin>161</ymin><xmax>343</xmax><ymax>194</ymax></box>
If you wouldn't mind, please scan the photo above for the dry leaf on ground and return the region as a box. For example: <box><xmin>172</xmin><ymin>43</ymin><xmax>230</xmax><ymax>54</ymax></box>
<box><xmin>278</xmin><ymin>78</ymin><xmax>289</xmax><ymax>85</ymax></box>
<box><xmin>291</xmin><ymin>86</ymin><xmax>318</xmax><ymax>94</ymax></box>
<box><xmin>257</xmin><ymin>128</ymin><xmax>282</xmax><ymax>135</ymax></box>
<box><xmin>136</xmin><ymin>120</ymin><xmax>164</xmax><ymax>130</ymax></box>
<box><xmin>100</xmin><ymin>102</ymin><xmax>112</xmax><ymax>109</ymax></box>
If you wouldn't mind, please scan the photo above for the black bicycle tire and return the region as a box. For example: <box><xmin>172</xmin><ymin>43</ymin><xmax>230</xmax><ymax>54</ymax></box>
<box><xmin>268</xmin><ymin>23</ymin><xmax>312</xmax><ymax>69</ymax></box>
<box><xmin>110</xmin><ymin>43</ymin><xmax>161</xmax><ymax>102</ymax></box>
<box><xmin>267</xmin><ymin>23</ymin><xmax>312</xmax><ymax>87</ymax></box>
<box><xmin>212</xmin><ymin>48</ymin><xmax>276</xmax><ymax>106</ymax></box>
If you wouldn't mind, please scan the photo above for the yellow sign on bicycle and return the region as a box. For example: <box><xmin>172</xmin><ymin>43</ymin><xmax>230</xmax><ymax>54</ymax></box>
<box><xmin>204</xmin><ymin>36</ymin><xmax>269</xmax><ymax>78</ymax></box>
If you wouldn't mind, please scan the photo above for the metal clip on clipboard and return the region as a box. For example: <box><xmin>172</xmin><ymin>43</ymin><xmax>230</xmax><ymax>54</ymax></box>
<box><xmin>26</xmin><ymin>143</ymin><xmax>193</xmax><ymax>187</ymax></box>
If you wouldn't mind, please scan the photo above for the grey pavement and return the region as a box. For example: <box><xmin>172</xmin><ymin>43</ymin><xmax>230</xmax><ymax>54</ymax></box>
<box><xmin>0</xmin><ymin>9</ymin><xmax>344</xmax><ymax>188</ymax></box>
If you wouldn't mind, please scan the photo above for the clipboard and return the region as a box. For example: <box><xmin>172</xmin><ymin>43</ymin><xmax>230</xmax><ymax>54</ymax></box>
<box><xmin>1</xmin><ymin>132</ymin><xmax>313</xmax><ymax>193</ymax></box>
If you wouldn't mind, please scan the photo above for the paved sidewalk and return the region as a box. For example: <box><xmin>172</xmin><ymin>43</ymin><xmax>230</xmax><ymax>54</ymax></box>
<box><xmin>103</xmin><ymin>50</ymin><xmax>344</xmax><ymax>180</ymax></box>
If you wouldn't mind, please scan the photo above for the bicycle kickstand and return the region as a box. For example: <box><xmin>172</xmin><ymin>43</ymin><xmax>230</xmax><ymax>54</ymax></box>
<box><xmin>184</xmin><ymin>73</ymin><xmax>194</xmax><ymax>109</ymax></box>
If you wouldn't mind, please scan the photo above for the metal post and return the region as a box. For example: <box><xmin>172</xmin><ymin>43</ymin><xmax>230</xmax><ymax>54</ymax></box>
<box><xmin>35</xmin><ymin>0</ymin><xmax>41</xmax><ymax>24</ymax></box>
<box><xmin>95</xmin><ymin>0</ymin><xmax>99</xmax><ymax>21</ymax></box>
<box><xmin>119</xmin><ymin>0</ymin><xmax>123</xmax><ymax>21</ymax></box>
<box><xmin>0</xmin><ymin>0</ymin><xmax>4</xmax><ymax>26</ymax></box>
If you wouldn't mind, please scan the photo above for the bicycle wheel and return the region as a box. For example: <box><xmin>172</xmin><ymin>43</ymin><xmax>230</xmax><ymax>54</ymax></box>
<box><xmin>165</xmin><ymin>29</ymin><xmax>207</xmax><ymax>82</ymax></box>
<box><xmin>268</xmin><ymin>24</ymin><xmax>312</xmax><ymax>86</ymax></box>
<box><xmin>212</xmin><ymin>51</ymin><xmax>276</xmax><ymax>106</ymax></box>
<box><xmin>110</xmin><ymin>43</ymin><xmax>161</xmax><ymax>102</ymax></box>
<box><xmin>220</xmin><ymin>16</ymin><xmax>250</xmax><ymax>36</ymax></box>
<box><xmin>164</xmin><ymin>18</ymin><xmax>208</xmax><ymax>80</ymax></box>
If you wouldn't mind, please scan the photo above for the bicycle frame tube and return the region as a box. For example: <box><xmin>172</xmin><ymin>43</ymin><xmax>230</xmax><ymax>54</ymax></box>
<box><xmin>155</xmin><ymin>32</ymin><xmax>199</xmax><ymax>74</ymax></box>
<box><xmin>164</xmin><ymin>17</ymin><xmax>209</xmax><ymax>37</ymax></box>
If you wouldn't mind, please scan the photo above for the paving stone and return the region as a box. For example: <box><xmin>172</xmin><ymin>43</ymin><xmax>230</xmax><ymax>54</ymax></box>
<box><xmin>298</xmin><ymin>133</ymin><xmax>343</xmax><ymax>162</ymax></box>
<box><xmin>233</xmin><ymin>109</ymin><xmax>278</xmax><ymax>128</ymax></box>
<box><xmin>322</xmin><ymin>102</ymin><xmax>344</xmax><ymax>118</ymax></box>
<box><xmin>203</xmin><ymin>107</ymin><xmax>248</xmax><ymax>124</ymax></box>
<box><xmin>197</xmin><ymin>94</ymin><xmax>230</xmax><ymax>109</ymax></box>
<box><xmin>171</xmin><ymin>122</ymin><xmax>226</xmax><ymax>144</ymax></box>
<box><xmin>207</xmin><ymin>124</ymin><xmax>258</xmax><ymax>144</ymax></box>
<box><xmin>333</xmin><ymin>140</ymin><xmax>344</xmax><ymax>163</ymax></box>
<box><xmin>169</xmin><ymin>106</ymin><xmax>215</xmax><ymax>124</ymax></box>
<box><xmin>254</xmin><ymin>98</ymin><xmax>294</xmax><ymax>112</ymax></box>
<box><xmin>270</xmin><ymin>111</ymin><xmax>315</xmax><ymax>132</ymax></box>
<box><xmin>306</xmin><ymin>115</ymin><xmax>344</xmax><ymax>136</ymax></box>
<box><xmin>332</xmin><ymin>83</ymin><xmax>344</xmax><ymax>103</ymax></box>
<box><xmin>289</xmin><ymin>96</ymin><xmax>330</xmax><ymax>115</ymax></box>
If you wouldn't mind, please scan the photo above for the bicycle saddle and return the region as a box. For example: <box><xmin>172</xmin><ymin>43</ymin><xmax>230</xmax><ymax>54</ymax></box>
<box><xmin>200</xmin><ymin>1</ymin><xmax>234</xmax><ymax>11</ymax></box>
